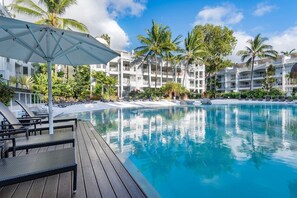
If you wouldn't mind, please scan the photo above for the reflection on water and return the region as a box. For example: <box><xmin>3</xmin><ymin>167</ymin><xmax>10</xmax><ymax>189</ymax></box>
<box><xmin>69</xmin><ymin>104</ymin><xmax>297</xmax><ymax>198</ymax></box>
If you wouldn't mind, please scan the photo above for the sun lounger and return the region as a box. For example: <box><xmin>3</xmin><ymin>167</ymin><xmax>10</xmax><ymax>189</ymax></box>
<box><xmin>0</xmin><ymin>102</ymin><xmax>74</xmax><ymax>134</ymax></box>
<box><xmin>15</xmin><ymin>100</ymin><xmax>77</xmax><ymax>127</ymax></box>
<box><xmin>201</xmin><ymin>98</ymin><xmax>212</xmax><ymax>105</ymax></box>
<box><xmin>1</xmin><ymin>128</ymin><xmax>74</xmax><ymax>157</ymax></box>
<box><xmin>264</xmin><ymin>95</ymin><xmax>271</xmax><ymax>101</ymax></box>
<box><xmin>0</xmin><ymin>147</ymin><xmax>77</xmax><ymax>193</ymax></box>
<box><xmin>0</xmin><ymin>138</ymin><xmax>14</xmax><ymax>158</ymax></box>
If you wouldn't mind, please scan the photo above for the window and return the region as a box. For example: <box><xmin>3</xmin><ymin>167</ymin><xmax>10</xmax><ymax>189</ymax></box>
<box><xmin>6</xmin><ymin>58</ymin><xmax>10</xmax><ymax>63</ymax></box>
<box><xmin>23</xmin><ymin>67</ymin><xmax>28</xmax><ymax>75</ymax></box>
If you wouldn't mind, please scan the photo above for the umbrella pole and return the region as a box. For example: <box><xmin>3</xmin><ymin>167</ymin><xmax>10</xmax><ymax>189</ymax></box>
<box><xmin>47</xmin><ymin>60</ymin><xmax>54</xmax><ymax>134</ymax></box>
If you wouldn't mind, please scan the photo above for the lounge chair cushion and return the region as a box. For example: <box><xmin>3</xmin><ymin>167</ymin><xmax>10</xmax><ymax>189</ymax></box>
<box><xmin>6</xmin><ymin>132</ymin><xmax>74</xmax><ymax>153</ymax></box>
<box><xmin>27</xmin><ymin>121</ymin><xmax>75</xmax><ymax>132</ymax></box>
<box><xmin>0</xmin><ymin>148</ymin><xmax>77</xmax><ymax>191</ymax></box>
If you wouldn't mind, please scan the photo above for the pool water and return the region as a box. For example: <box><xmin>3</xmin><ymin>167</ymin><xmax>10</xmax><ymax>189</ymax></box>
<box><xmin>67</xmin><ymin>104</ymin><xmax>297</xmax><ymax>198</ymax></box>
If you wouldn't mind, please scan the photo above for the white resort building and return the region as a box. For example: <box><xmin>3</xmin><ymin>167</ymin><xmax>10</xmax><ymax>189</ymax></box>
<box><xmin>91</xmin><ymin>49</ymin><xmax>206</xmax><ymax>98</ymax></box>
<box><xmin>212</xmin><ymin>54</ymin><xmax>297</xmax><ymax>95</ymax></box>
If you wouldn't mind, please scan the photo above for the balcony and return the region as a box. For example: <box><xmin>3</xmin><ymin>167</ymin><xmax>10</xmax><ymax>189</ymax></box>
<box><xmin>239</xmin><ymin>76</ymin><xmax>250</xmax><ymax>80</ymax></box>
<box><xmin>253</xmin><ymin>84</ymin><xmax>262</xmax><ymax>88</ymax></box>
<box><xmin>239</xmin><ymin>84</ymin><xmax>250</xmax><ymax>88</ymax></box>
<box><xmin>110</xmin><ymin>67</ymin><xmax>118</xmax><ymax>72</ymax></box>
<box><xmin>123</xmin><ymin>79</ymin><xmax>130</xmax><ymax>85</ymax></box>
<box><xmin>253</xmin><ymin>74</ymin><xmax>265</xmax><ymax>79</ymax></box>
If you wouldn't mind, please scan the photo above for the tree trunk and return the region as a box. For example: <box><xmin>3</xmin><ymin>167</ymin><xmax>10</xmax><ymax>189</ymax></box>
<box><xmin>166</xmin><ymin>59</ymin><xmax>169</xmax><ymax>83</ymax></box>
<box><xmin>182</xmin><ymin>63</ymin><xmax>188</xmax><ymax>87</ymax></box>
<box><xmin>148</xmin><ymin>60</ymin><xmax>151</xmax><ymax>88</ymax></box>
<box><xmin>250</xmin><ymin>58</ymin><xmax>255</xmax><ymax>91</ymax></box>
<box><xmin>66</xmin><ymin>65</ymin><xmax>69</xmax><ymax>80</ymax></box>
<box><xmin>205</xmin><ymin>72</ymin><xmax>210</xmax><ymax>93</ymax></box>
<box><xmin>174</xmin><ymin>64</ymin><xmax>177</xmax><ymax>83</ymax></box>
<box><xmin>155</xmin><ymin>56</ymin><xmax>158</xmax><ymax>91</ymax></box>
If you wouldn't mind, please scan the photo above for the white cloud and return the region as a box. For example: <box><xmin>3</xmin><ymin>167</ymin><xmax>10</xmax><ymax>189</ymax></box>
<box><xmin>108</xmin><ymin>0</ymin><xmax>146</xmax><ymax>17</ymax></box>
<box><xmin>253</xmin><ymin>2</ymin><xmax>275</xmax><ymax>16</ymax></box>
<box><xmin>229</xmin><ymin>31</ymin><xmax>252</xmax><ymax>63</ymax></box>
<box><xmin>5</xmin><ymin>0</ymin><xmax>147</xmax><ymax>50</ymax></box>
<box><xmin>229</xmin><ymin>26</ymin><xmax>297</xmax><ymax>63</ymax></box>
<box><xmin>269</xmin><ymin>27</ymin><xmax>297</xmax><ymax>53</ymax></box>
<box><xmin>194</xmin><ymin>4</ymin><xmax>243</xmax><ymax>26</ymax></box>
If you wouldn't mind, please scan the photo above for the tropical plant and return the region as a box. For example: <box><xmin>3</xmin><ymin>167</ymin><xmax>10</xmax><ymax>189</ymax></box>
<box><xmin>9</xmin><ymin>76</ymin><xmax>19</xmax><ymax>88</ymax></box>
<box><xmin>179</xmin><ymin>31</ymin><xmax>205</xmax><ymax>86</ymax></box>
<box><xmin>100</xmin><ymin>34</ymin><xmax>111</xmax><ymax>46</ymax></box>
<box><xmin>135</xmin><ymin>20</ymin><xmax>172</xmax><ymax>90</ymax></box>
<box><xmin>262</xmin><ymin>65</ymin><xmax>276</xmax><ymax>92</ymax></box>
<box><xmin>237</xmin><ymin>34</ymin><xmax>278</xmax><ymax>90</ymax></box>
<box><xmin>0</xmin><ymin>78</ymin><xmax>14</xmax><ymax>105</ymax></box>
<box><xmin>193</xmin><ymin>24</ymin><xmax>236</xmax><ymax>88</ymax></box>
<box><xmin>18</xmin><ymin>75</ymin><xmax>33</xmax><ymax>89</ymax></box>
<box><xmin>160</xmin><ymin>81</ymin><xmax>181</xmax><ymax>99</ymax></box>
<box><xmin>281</xmin><ymin>49</ymin><xmax>295</xmax><ymax>57</ymax></box>
<box><xmin>73</xmin><ymin>65</ymin><xmax>90</xmax><ymax>99</ymax></box>
<box><xmin>285</xmin><ymin>72</ymin><xmax>296</xmax><ymax>85</ymax></box>
<box><xmin>162</xmin><ymin>31</ymin><xmax>182</xmax><ymax>82</ymax></box>
<box><xmin>9</xmin><ymin>0</ymin><xmax>88</xmax><ymax>32</ymax></box>
<box><xmin>92</xmin><ymin>71</ymin><xmax>117</xmax><ymax>100</ymax></box>
<box><xmin>32</xmin><ymin>73</ymin><xmax>48</xmax><ymax>98</ymax></box>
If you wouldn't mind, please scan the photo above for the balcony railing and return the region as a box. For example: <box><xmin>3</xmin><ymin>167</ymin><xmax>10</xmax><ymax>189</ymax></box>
<box><xmin>110</xmin><ymin>67</ymin><xmax>118</xmax><ymax>72</ymax></box>
<box><xmin>253</xmin><ymin>74</ymin><xmax>265</xmax><ymax>78</ymax></box>
<box><xmin>239</xmin><ymin>85</ymin><xmax>250</xmax><ymax>88</ymax></box>
<box><xmin>239</xmin><ymin>76</ymin><xmax>250</xmax><ymax>79</ymax></box>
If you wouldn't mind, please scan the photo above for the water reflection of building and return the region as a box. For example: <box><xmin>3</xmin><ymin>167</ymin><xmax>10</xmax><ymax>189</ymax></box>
<box><xmin>90</xmin><ymin>105</ymin><xmax>297</xmax><ymax>167</ymax></box>
<box><xmin>96</xmin><ymin>107</ymin><xmax>206</xmax><ymax>154</ymax></box>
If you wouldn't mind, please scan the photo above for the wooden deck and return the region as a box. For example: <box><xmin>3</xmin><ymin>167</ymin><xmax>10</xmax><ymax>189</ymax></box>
<box><xmin>0</xmin><ymin>121</ymin><xmax>147</xmax><ymax>198</ymax></box>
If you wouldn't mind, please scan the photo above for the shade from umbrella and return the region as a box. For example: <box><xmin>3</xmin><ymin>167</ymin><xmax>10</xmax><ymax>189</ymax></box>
<box><xmin>0</xmin><ymin>16</ymin><xmax>119</xmax><ymax>134</ymax></box>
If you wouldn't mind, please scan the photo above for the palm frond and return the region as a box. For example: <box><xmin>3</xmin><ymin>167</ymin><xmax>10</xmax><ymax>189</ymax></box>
<box><xmin>58</xmin><ymin>0</ymin><xmax>77</xmax><ymax>15</ymax></box>
<box><xmin>9</xmin><ymin>4</ymin><xmax>44</xmax><ymax>17</ymax></box>
<box><xmin>10</xmin><ymin>0</ymin><xmax>46</xmax><ymax>15</ymax></box>
<box><xmin>61</xmin><ymin>18</ymin><xmax>88</xmax><ymax>33</ymax></box>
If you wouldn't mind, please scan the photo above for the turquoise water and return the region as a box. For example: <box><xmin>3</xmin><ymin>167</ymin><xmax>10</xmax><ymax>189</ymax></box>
<box><xmin>66</xmin><ymin>104</ymin><xmax>297</xmax><ymax>198</ymax></box>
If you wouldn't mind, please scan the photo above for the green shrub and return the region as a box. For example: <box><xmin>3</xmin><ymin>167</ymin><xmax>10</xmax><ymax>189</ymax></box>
<box><xmin>239</xmin><ymin>88</ymin><xmax>284</xmax><ymax>99</ymax></box>
<box><xmin>0</xmin><ymin>80</ymin><xmax>14</xmax><ymax>105</ymax></box>
<box><xmin>221</xmin><ymin>92</ymin><xmax>241</xmax><ymax>99</ymax></box>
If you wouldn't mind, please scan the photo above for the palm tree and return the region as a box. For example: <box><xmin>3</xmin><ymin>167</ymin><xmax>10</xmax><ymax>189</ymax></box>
<box><xmin>9</xmin><ymin>0</ymin><xmax>88</xmax><ymax>32</ymax></box>
<box><xmin>100</xmin><ymin>34</ymin><xmax>111</xmax><ymax>46</ymax></box>
<box><xmin>180</xmin><ymin>31</ymin><xmax>205</xmax><ymax>86</ymax></box>
<box><xmin>162</xmin><ymin>31</ymin><xmax>182</xmax><ymax>83</ymax></box>
<box><xmin>135</xmin><ymin>20</ymin><xmax>172</xmax><ymax>90</ymax></box>
<box><xmin>237</xmin><ymin>34</ymin><xmax>278</xmax><ymax>90</ymax></box>
<box><xmin>281</xmin><ymin>49</ymin><xmax>295</xmax><ymax>57</ymax></box>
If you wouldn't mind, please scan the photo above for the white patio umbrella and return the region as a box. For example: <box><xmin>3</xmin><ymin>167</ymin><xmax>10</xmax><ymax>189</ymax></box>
<box><xmin>0</xmin><ymin>16</ymin><xmax>119</xmax><ymax>134</ymax></box>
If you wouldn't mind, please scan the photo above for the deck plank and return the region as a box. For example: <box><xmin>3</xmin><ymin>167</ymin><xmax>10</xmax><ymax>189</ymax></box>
<box><xmin>80</xmin><ymin>122</ymin><xmax>117</xmax><ymax>198</ymax></box>
<box><xmin>76</xmin><ymin>122</ymin><xmax>101</xmax><ymax>198</ymax></box>
<box><xmin>86</xmin><ymin>122</ymin><xmax>147</xmax><ymax>198</ymax></box>
<box><xmin>0</xmin><ymin>121</ymin><xmax>147</xmax><ymax>198</ymax></box>
<box><xmin>73</xmin><ymin>130</ymin><xmax>87</xmax><ymax>198</ymax></box>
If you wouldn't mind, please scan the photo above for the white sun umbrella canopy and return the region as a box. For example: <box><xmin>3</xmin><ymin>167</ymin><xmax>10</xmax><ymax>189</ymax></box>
<box><xmin>0</xmin><ymin>16</ymin><xmax>119</xmax><ymax>134</ymax></box>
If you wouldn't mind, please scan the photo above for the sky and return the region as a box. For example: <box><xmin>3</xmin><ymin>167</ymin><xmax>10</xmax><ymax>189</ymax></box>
<box><xmin>4</xmin><ymin>0</ymin><xmax>297</xmax><ymax>63</ymax></box>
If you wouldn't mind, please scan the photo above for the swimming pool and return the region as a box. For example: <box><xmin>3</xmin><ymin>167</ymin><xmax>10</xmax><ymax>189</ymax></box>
<box><xmin>67</xmin><ymin>104</ymin><xmax>297</xmax><ymax>197</ymax></box>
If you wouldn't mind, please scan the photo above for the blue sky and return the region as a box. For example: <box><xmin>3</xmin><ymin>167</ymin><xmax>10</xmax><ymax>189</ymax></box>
<box><xmin>118</xmin><ymin>0</ymin><xmax>297</xmax><ymax>53</ymax></box>
<box><xmin>8</xmin><ymin>0</ymin><xmax>297</xmax><ymax>62</ymax></box>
